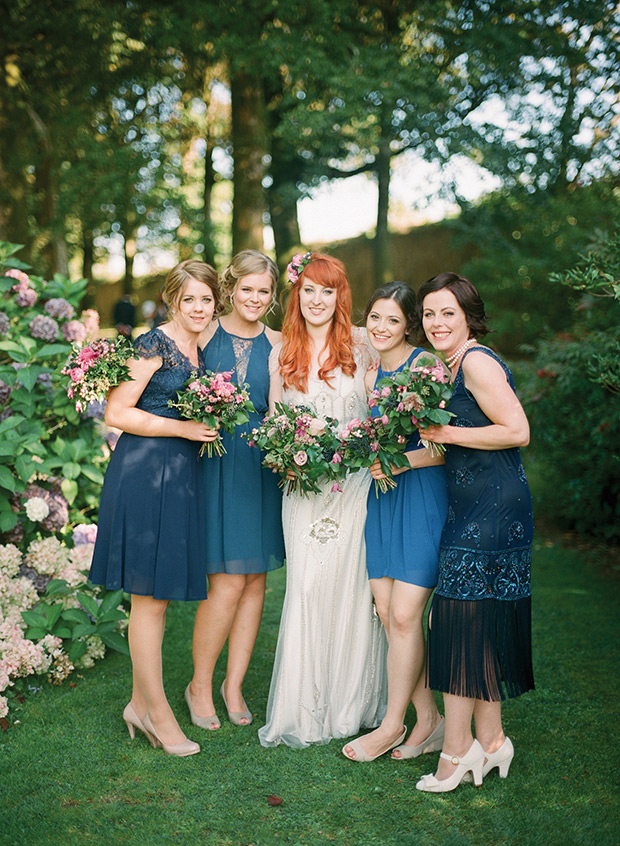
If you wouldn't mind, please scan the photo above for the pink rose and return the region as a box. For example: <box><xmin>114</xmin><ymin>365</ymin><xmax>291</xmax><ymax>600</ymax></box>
<box><xmin>331</xmin><ymin>452</ymin><xmax>342</xmax><ymax>464</ymax></box>
<box><xmin>294</xmin><ymin>450</ymin><xmax>308</xmax><ymax>466</ymax></box>
<box><xmin>307</xmin><ymin>418</ymin><xmax>326</xmax><ymax>436</ymax></box>
<box><xmin>70</xmin><ymin>368</ymin><xmax>85</xmax><ymax>383</ymax></box>
<box><xmin>381</xmin><ymin>414</ymin><xmax>389</xmax><ymax>426</ymax></box>
<box><xmin>381</xmin><ymin>387</ymin><xmax>391</xmax><ymax>398</ymax></box>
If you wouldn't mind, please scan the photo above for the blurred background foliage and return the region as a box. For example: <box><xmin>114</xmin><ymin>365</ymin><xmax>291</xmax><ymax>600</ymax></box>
<box><xmin>0</xmin><ymin>0</ymin><xmax>619</xmax><ymax>540</ymax></box>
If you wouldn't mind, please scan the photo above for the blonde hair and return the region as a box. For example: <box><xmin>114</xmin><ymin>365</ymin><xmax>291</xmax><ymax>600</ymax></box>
<box><xmin>163</xmin><ymin>260</ymin><xmax>221</xmax><ymax>314</ymax></box>
<box><xmin>220</xmin><ymin>250</ymin><xmax>279</xmax><ymax>312</ymax></box>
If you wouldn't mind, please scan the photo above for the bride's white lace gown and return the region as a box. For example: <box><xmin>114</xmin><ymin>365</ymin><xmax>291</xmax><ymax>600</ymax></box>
<box><xmin>258</xmin><ymin>330</ymin><xmax>388</xmax><ymax>748</ymax></box>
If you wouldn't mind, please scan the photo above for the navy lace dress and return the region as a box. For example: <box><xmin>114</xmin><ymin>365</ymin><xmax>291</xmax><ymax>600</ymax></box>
<box><xmin>427</xmin><ymin>347</ymin><xmax>534</xmax><ymax>700</ymax></box>
<box><xmin>89</xmin><ymin>329</ymin><xmax>208</xmax><ymax>601</ymax></box>
<box><xmin>200</xmin><ymin>322</ymin><xmax>284</xmax><ymax>574</ymax></box>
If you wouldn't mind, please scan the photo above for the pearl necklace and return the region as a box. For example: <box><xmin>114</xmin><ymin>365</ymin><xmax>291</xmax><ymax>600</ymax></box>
<box><xmin>446</xmin><ymin>338</ymin><xmax>476</xmax><ymax>368</ymax></box>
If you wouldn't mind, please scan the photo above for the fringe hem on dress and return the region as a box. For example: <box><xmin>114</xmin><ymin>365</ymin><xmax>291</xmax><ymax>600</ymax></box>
<box><xmin>426</xmin><ymin>594</ymin><xmax>534</xmax><ymax>701</ymax></box>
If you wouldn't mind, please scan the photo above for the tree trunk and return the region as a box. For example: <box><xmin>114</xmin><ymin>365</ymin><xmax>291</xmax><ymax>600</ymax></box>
<box><xmin>202</xmin><ymin>140</ymin><xmax>216</xmax><ymax>265</ymax></box>
<box><xmin>82</xmin><ymin>230</ymin><xmax>94</xmax><ymax>282</ymax></box>
<box><xmin>268</xmin><ymin>178</ymin><xmax>301</xmax><ymax>265</ymax></box>
<box><xmin>374</xmin><ymin>139</ymin><xmax>392</xmax><ymax>285</ymax></box>
<box><xmin>230</xmin><ymin>70</ymin><xmax>268</xmax><ymax>254</ymax></box>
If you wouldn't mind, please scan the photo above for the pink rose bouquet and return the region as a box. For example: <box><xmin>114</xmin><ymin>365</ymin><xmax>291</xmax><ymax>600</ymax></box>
<box><xmin>368</xmin><ymin>355</ymin><xmax>455</xmax><ymax>456</ymax></box>
<box><xmin>244</xmin><ymin>402</ymin><xmax>342</xmax><ymax>496</ymax></box>
<box><xmin>168</xmin><ymin>370</ymin><xmax>256</xmax><ymax>457</ymax></box>
<box><xmin>338</xmin><ymin>416</ymin><xmax>411</xmax><ymax>495</ymax></box>
<box><xmin>61</xmin><ymin>336</ymin><xmax>138</xmax><ymax>414</ymax></box>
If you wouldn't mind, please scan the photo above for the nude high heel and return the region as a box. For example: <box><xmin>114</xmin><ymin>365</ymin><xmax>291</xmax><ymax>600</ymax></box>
<box><xmin>220</xmin><ymin>679</ymin><xmax>253</xmax><ymax>726</ymax></box>
<box><xmin>185</xmin><ymin>684</ymin><xmax>221</xmax><ymax>731</ymax></box>
<box><xmin>482</xmin><ymin>737</ymin><xmax>514</xmax><ymax>778</ymax></box>
<box><xmin>342</xmin><ymin>727</ymin><xmax>407</xmax><ymax>762</ymax></box>
<box><xmin>416</xmin><ymin>739</ymin><xmax>485</xmax><ymax>793</ymax></box>
<box><xmin>391</xmin><ymin>717</ymin><xmax>445</xmax><ymax>760</ymax></box>
<box><xmin>123</xmin><ymin>703</ymin><xmax>156</xmax><ymax>746</ymax></box>
<box><xmin>143</xmin><ymin>714</ymin><xmax>201</xmax><ymax>757</ymax></box>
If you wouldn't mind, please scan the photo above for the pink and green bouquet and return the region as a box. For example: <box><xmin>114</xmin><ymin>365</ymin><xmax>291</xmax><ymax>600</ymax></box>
<box><xmin>244</xmin><ymin>402</ymin><xmax>342</xmax><ymax>496</ymax></box>
<box><xmin>61</xmin><ymin>336</ymin><xmax>138</xmax><ymax>414</ymax></box>
<box><xmin>368</xmin><ymin>356</ymin><xmax>455</xmax><ymax>456</ymax></box>
<box><xmin>168</xmin><ymin>370</ymin><xmax>255</xmax><ymax>457</ymax></box>
<box><xmin>338</xmin><ymin>416</ymin><xmax>411</xmax><ymax>495</ymax></box>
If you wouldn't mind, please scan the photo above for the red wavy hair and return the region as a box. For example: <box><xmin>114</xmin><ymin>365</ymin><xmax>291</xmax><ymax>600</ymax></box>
<box><xmin>280</xmin><ymin>253</ymin><xmax>356</xmax><ymax>392</ymax></box>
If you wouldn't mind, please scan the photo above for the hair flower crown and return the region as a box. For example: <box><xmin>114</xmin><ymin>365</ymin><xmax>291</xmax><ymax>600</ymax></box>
<box><xmin>286</xmin><ymin>251</ymin><xmax>313</xmax><ymax>286</ymax></box>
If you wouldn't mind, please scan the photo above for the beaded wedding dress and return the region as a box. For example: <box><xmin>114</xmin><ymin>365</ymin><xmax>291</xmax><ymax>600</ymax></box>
<box><xmin>258</xmin><ymin>329</ymin><xmax>387</xmax><ymax>748</ymax></box>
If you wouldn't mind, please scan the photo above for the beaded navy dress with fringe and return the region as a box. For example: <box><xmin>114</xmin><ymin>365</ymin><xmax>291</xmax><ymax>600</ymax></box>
<box><xmin>426</xmin><ymin>346</ymin><xmax>535</xmax><ymax>701</ymax></box>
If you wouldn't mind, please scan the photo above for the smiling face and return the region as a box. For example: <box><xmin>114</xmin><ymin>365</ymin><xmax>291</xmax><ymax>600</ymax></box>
<box><xmin>422</xmin><ymin>288</ymin><xmax>471</xmax><ymax>357</ymax></box>
<box><xmin>173</xmin><ymin>277</ymin><xmax>216</xmax><ymax>334</ymax></box>
<box><xmin>298</xmin><ymin>276</ymin><xmax>338</xmax><ymax>329</ymax></box>
<box><xmin>366</xmin><ymin>297</ymin><xmax>409</xmax><ymax>354</ymax></box>
<box><xmin>231</xmin><ymin>271</ymin><xmax>274</xmax><ymax>323</ymax></box>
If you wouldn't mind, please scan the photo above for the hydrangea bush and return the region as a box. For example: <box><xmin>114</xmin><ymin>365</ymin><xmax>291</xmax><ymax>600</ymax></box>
<box><xmin>0</xmin><ymin>242</ymin><xmax>129</xmax><ymax>724</ymax></box>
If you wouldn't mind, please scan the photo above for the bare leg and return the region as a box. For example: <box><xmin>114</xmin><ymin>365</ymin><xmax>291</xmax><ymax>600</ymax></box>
<box><xmin>128</xmin><ymin>594</ymin><xmax>186</xmax><ymax>746</ymax></box>
<box><xmin>190</xmin><ymin>573</ymin><xmax>246</xmax><ymax>717</ymax></box>
<box><xmin>223</xmin><ymin>572</ymin><xmax>266</xmax><ymax>719</ymax></box>
<box><xmin>473</xmin><ymin>699</ymin><xmax>504</xmax><ymax>755</ymax></box>
<box><xmin>344</xmin><ymin>582</ymin><xmax>438</xmax><ymax>759</ymax></box>
<box><xmin>369</xmin><ymin>576</ymin><xmax>393</xmax><ymax>635</ymax></box>
<box><xmin>432</xmin><ymin>692</ymin><xmax>476</xmax><ymax>781</ymax></box>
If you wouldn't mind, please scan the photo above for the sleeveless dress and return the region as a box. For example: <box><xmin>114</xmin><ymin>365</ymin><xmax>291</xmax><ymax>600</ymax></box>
<box><xmin>89</xmin><ymin>329</ymin><xmax>208</xmax><ymax>601</ymax></box>
<box><xmin>365</xmin><ymin>349</ymin><xmax>448</xmax><ymax>587</ymax></box>
<box><xmin>200</xmin><ymin>322</ymin><xmax>284</xmax><ymax>574</ymax></box>
<box><xmin>426</xmin><ymin>347</ymin><xmax>535</xmax><ymax>701</ymax></box>
<box><xmin>258</xmin><ymin>329</ymin><xmax>388</xmax><ymax>748</ymax></box>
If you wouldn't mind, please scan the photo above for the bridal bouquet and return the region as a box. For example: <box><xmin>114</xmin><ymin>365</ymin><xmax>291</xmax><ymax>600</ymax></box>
<box><xmin>61</xmin><ymin>336</ymin><xmax>138</xmax><ymax>414</ymax></box>
<box><xmin>338</xmin><ymin>416</ymin><xmax>410</xmax><ymax>495</ymax></box>
<box><xmin>168</xmin><ymin>370</ymin><xmax>256</xmax><ymax>457</ymax></box>
<box><xmin>368</xmin><ymin>356</ymin><xmax>455</xmax><ymax>456</ymax></box>
<box><xmin>244</xmin><ymin>402</ymin><xmax>342</xmax><ymax>496</ymax></box>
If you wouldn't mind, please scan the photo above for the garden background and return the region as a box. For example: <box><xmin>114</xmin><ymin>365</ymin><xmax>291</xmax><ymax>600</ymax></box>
<box><xmin>0</xmin><ymin>2</ymin><xmax>618</xmax><ymax>844</ymax></box>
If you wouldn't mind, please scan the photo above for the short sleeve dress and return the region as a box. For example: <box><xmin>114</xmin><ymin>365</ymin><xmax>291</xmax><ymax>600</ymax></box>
<box><xmin>200</xmin><ymin>322</ymin><xmax>284</xmax><ymax>574</ymax></box>
<box><xmin>365</xmin><ymin>349</ymin><xmax>448</xmax><ymax>588</ymax></box>
<box><xmin>89</xmin><ymin>328</ymin><xmax>208</xmax><ymax>601</ymax></box>
<box><xmin>426</xmin><ymin>346</ymin><xmax>535</xmax><ymax>701</ymax></box>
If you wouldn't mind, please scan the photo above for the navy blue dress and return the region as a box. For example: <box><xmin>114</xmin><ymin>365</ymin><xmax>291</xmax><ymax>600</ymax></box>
<box><xmin>89</xmin><ymin>329</ymin><xmax>208</xmax><ymax>601</ymax></box>
<box><xmin>200</xmin><ymin>323</ymin><xmax>284</xmax><ymax>575</ymax></box>
<box><xmin>427</xmin><ymin>347</ymin><xmax>534</xmax><ymax>701</ymax></box>
<box><xmin>365</xmin><ymin>349</ymin><xmax>448</xmax><ymax>588</ymax></box>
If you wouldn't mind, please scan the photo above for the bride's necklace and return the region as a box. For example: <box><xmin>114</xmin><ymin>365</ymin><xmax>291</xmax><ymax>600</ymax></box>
<box><xmin>446</xmin><ymin>338</ymin><xmax>477</xmax><ymax>368</ymax></box>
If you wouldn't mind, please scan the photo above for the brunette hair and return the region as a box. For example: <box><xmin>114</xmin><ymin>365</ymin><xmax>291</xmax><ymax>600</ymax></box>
<box><xmin>416</xmin><ymin>271</ymin><xmax>491</xmax><ymax>341</ymax></box>
<box><xmin>220</xmin><ymin>249</ymin><xmax>279</xmax><ymax>312</ymax></box>
<box><xmin>363</xmin><ymin>281</ymin><xmax>417</xmax><ymax>340</ymax></box>
<box><xmin>280</xmin><ymin>253</ymin><xmax>355</xmax><ymax>392</ymax></box>
<box><xmin>163</xmin><ymin>260</ymin><xmax>222</xmax><ymax>315</ymax></box>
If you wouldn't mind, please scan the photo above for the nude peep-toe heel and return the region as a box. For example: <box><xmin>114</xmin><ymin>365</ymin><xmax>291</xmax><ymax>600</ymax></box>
<box><xmin>342</xmin><ymin>726</ymin><xmax>407</xmax><ymax>762</ymax></box>
<box><xmin>391</xmin><ymin>717</ymin><xmax>445</xmax><ymax>760</ymax></box>
<box><xmin>142</xmin><ymin>714</ymin><xmax>200</xmax><ymax>757</ymax></box>
<box><xmin>185</xmin><ymin>684</ymin><xmax>221</xmax><ymax>731</ymax></box>
<box><xmin>220</xmin><ymin>679</ymin><xmax>253</xmax><ymax>726</ymax></box>
<box><xmin>416</xmin><ymin>739</ymin><xmax>485</xmax><ymax>793</ymax></box>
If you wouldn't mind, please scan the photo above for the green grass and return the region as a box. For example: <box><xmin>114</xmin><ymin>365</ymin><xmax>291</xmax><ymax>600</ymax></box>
<box><xmin>1</xmin><ymin>531</ymin><xmax>618</xmax><ymax>846</ymax></box>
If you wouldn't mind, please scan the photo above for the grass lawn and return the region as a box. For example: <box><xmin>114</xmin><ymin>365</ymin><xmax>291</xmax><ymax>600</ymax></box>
<box><xmin>1</xmin><ymin>529</ymin><xmax>618</xmax><ymax>846</ymax></box>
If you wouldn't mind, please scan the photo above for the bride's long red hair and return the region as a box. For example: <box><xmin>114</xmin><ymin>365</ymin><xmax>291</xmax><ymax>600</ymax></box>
<box><xmin>280</xmin><ymin>253</ymin><xmax>356</xmax><ymax>392</ymax></box>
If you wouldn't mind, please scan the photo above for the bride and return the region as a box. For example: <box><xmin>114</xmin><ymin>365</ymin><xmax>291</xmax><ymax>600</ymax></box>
<box><xmin>258</xmin><ymin>252</ymin><xmax>387</xmax><ymax>748</ymax></box>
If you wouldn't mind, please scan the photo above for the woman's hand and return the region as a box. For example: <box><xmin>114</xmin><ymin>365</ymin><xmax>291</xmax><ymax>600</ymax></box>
<box><xmin>369</xmin><ymin>457</ymin><xmax>408</xmax><ymax>479</ymax></box>
<box><xmin>182</xmin><ymin>420</ymin><xmax>220</xmax><ymax>442</ymax></box>
<box><xmin>420</xmin><ymin>425</ymin><xmax>454</xmax><ymax>445</ymax></box>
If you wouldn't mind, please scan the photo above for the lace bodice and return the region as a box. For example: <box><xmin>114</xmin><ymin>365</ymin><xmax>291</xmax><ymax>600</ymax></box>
<box><xmin>133</xmin><ymin>328</ymin><xmax>204</xmax><ymax>419</ymax></box>
<box><xmin>271</xmin><ymin>327</ymin><xmax>374</xmax><ymax>426</ymax></box>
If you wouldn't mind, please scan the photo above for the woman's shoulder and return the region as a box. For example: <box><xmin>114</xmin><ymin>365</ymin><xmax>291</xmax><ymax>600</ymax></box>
<box><xmin>352</xmin><ymin>326</ymin><xmax>377</xmax><ymax>366</ymax></box>
<box><xmin>264</xmin><ymin>325</ymin><xmax>281</xmax><ymax>346</ymax></box>
<box><xmin>461</xmin><ymin>346</ymin><xmax>513</xmax><ymax>384</ymax></box>
<box><xmin>133</xmin><ymin>327</ymin><xmax>167</xmax><ymax>358</ymax></box>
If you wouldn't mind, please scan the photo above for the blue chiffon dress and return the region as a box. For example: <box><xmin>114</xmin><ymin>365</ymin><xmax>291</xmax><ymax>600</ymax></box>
<box><xmin>89</xmin><ymin>329</ymin><xmax>208</xmax><ymax>601</ymax></box>
<box><xmin>200</xmin><ymin>322</ymin><xmax>284</xmax><ymax>574</ymax></box>
<box><xmin>365</xmin><ymin>349</ymin><xmax>448</xmax><ymax>587</ymax></box>
<box><xmin>426</xmin><ymin>347</ymin><xmax>535</xmax><ymax>701</ymax></box>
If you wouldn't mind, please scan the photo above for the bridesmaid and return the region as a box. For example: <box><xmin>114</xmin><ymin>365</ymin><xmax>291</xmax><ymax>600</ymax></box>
<box><xmin>343</xmin><ymin>282</ymin><xmax>448</xmax><ymax>762</ymax></box>
<box><xmin>415</xmin><ymin>271</ymin><xmax>534</xmax><ymax>793</ymax></box>
<box><xmin>186</xmin><ymin>250</ymin><xmax>284</xmax><ymax>729</ymax></box>
<box><xmin>89</xmin><ymin>260</ymin><xmax>221</xmax><ymax>757</ymax></box>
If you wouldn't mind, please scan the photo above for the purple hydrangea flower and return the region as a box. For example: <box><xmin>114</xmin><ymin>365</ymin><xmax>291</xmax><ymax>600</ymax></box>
<box><xmin>0</xmin><ymin>379</ymin><xmax>11</xmax><ymax>405</ymax></box>
<box><xmin>44</xmin><ymin>298</ymin><xmax>75</xmax><ymax>320</ymax></box>
<box><xmin>61</xmin><ymin>320</ymin><xmax>87</xmax><ymax>343</ymax></box>
<box><xmin>29</xmin><ymin>314</ymin><xmax>59</xmax><ymax>342</ymax></box>
<box><xmin>16</xmin><ymin>288</ymin><xmax>37</xmax><ymax>307</ymax></box>
<box><xmin>72</xmin><ymin>524</ymin><xmax>98</xmax><ymax>546</ymax></box>
<box><xmin>0</xmin><ymin>311</ymin><xmax>9</xmax><ymax>336</ymax></box>
<box><xmin>84</xmin><ymin>400</ymin><xmax>106</xmax><ymax>419</ymax></box>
